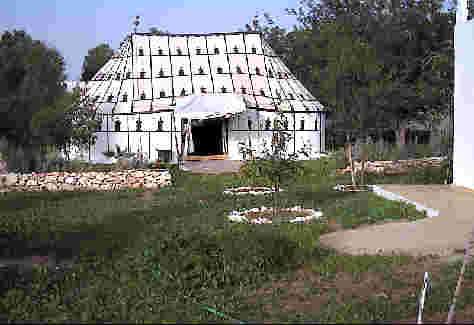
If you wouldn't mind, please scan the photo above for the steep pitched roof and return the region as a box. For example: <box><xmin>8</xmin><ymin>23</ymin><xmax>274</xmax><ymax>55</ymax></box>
<box><xmin>84</xmin><ymin>32</ymin><xmax>324</xmax><ymax>114</ymax></box>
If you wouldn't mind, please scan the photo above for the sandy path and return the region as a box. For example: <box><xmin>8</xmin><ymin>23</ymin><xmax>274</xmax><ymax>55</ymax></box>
<box><xmin>319</xmin><ymin>185</ymin><xmax>474</xmax><ymax>257</ymax></box>
<box><xmin>183</xmin><ymin>160</ymin><xmax>243</xmax><ymax>174</ymax></box>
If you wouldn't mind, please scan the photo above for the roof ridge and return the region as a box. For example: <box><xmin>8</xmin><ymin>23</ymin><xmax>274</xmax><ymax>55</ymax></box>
<box><xmin>132</xmin><ymin>31</ymin><xmax>262</xmax><ymax>37</ymax></box>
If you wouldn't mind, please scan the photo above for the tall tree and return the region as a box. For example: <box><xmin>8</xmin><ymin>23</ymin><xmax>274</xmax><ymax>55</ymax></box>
<box><xmin>80</xmin><ymin>43</ymin><xmax>113</xmax><ymax>82</ymax></box>
<box><xmin>286</xmin><ymin>0</ymin><xmax>453</xmax><ymax>134</ymax></box>
<box><xmin>0</xmin><ymin>30</ymin><xmax>67</xmax><ymax>170</ymax></box>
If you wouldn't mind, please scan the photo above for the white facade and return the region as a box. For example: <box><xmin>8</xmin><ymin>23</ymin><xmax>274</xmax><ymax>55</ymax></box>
<box><xmin>454</xmin><ymin>0</ymin><xmax>474</xmax><ymax>189</ymax></box>
<box><xmin>80</xmin><ymin>32</ymin><xmax>326</xmax><ymax>163</ymax></box>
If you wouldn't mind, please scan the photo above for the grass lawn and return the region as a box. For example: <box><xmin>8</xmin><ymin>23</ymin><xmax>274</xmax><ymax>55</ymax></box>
<box><xmin>0</xmin><ymin>158</ymin><xmax>470</xmax><ymax>323</ymax></box>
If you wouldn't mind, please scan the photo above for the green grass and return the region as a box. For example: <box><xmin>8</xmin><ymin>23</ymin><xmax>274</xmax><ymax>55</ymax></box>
<box><xmin>0</xmin><ymin>158</ymin><xmax>463</xmax><ymax>323</ymax></box>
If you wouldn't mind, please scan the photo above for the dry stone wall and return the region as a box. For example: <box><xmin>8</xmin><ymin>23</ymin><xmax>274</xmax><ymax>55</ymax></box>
<box><xmin>0</xmin><ymin>169</ymin><xmax>171</xmax><ymax>192</ymax></box>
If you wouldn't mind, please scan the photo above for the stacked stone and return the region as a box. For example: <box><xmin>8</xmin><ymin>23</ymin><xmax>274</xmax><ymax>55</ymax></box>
<box><xmin>0</xmin><ymin>169</ymin><xmax>171</xmax><ymax>192</ymax></box>
<box><xmin>336</xmin><ymin>157</ymin><xmax>446</xmax><ymax>176</ymax></box>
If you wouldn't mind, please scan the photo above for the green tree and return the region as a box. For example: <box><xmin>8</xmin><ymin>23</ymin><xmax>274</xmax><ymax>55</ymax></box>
<box><xmin>80</xmin><ymin>43</ymin><xmax>113</xmax><ymax>82</ymax></box>
<box><xmin>0</xmin><ymin>30</ymin><xmax>67</xmax><ymax>171</ymax></box>
<box><xmin>31</xmin><ymin>88</ymin><xmax>101</xmax><ymax>160</ymax></box>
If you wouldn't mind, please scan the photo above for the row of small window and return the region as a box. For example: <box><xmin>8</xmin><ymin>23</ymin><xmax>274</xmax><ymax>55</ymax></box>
<box><xmin>96</xmin><ymin>66</ymin><xmax>290</xmax><ymax>80</ymax></box>
<box><xmin>108</xmin><ymin>117</ymin><xmax>319</xmax><ymax>132</ymax></box>
<box><xmin>99</xmin><ymin>88</ymin><xmax>306</xmax><ymax>102</ymax></box>
<box><xmin>138</xmin><ymin>45</ymin><xmax>259</xmax><ymax>57</ymax></box>
<box><xmin>108</xmin><ymin>118</ymin><xmax>164</xmax><ymax>132</ymax></box>
<box><xmin>248</xmin><ymin>118</ymin><xmax>319</xmax><ymax>131</ymax></box>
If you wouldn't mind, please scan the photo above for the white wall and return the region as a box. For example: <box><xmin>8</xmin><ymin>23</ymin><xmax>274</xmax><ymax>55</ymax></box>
<box><xmin>85</xmin><ymin>109</ymin><xmax>325</xmax><ymax>163</ymax></box>
<box><xmin>454</xmin><ymin>3</ymin><xmax>474</xmax><ymax>189</ymax></box>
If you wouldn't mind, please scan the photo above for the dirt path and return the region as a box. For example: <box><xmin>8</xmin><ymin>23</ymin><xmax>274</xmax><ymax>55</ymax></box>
<box><xmin>182</xmin><ymin>160</ymin><xmax>243</xmax><ymax>174</ymax></box>
<box><xmin>320</xmin><ymin>185</ymin><xmax>474</xmax><ymax>257</ymax></box>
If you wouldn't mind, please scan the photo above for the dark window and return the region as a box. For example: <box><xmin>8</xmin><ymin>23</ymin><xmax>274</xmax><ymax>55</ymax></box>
<box><xmin>248</xmin><ymin>119</ymin><xmax>252</xmax><ymax>130</ymax></box>
<box><xmin>196</xmin><ymin>48</ymin><xmax>201</xmax><ymax>55</ymax></box>
<box><xmin>278</xmin><ymin>72</ymin><xmax>283</xmax><ymax>79</ymax></box>
<box><xmin>138</xmin><ymin>48</ymin><xmax>144</xmax><ymax>56</ymax></box>
<box><xmin>136</xmin><ymin>119</ymin><xmax>142</xmax><ymax>131</ymax></box>
<box><xmin>255</xmin><ymin>67</ymin><xmax>261</xmax><ymax>75</ymax></box>
<box><xmin>233</xmin><ymin>46</ymin><xmax>239</xmax><ymax>53</ymax></box>
<box><xmin>285</xmin><ymin>73</ymin><xmax>289</xmax><ymax>78</ymax></box>
<box><xmin>221</xmin><ymin>86</ymin><xmax>227</xmax><ymax>93</ymax></box>
<box><xmin>214</xmin><ymin>47</ymin><xmax>220</xmax><ymax>54</ymax></box>
<box><xmin>122</xmin><ymin>94</ymin><xmax>128</xmax><ymax>102</ymax></box>
<box><xmin>126</xmin><ymin>72</ymin><xmax>131</xmax><ymax>79</ymax></box>
<box><xmin>268</xmin><ymin>70</ymin><xmax>273</xmax><ymax>78</ymax></box>
<box><xmin>115</xmin><ymin>73</ymin><xmax>121</xmax><ymax>80</ymax></box>
<box><xmin>217</xmin><ymin>67</ymin><xmax>223</xmax><ymax>74</ymax></box>
<box><xmin>107</xmin><ymin>95</ymin><xmax>113</xmax><ymax>102</ymax></box>
<box><xmin>159</xmin><ymin>69</ymin><xmax>164</xmax><ymax>77</ymax></box>
<box><xmin>314</xmin><ymin>119</ymin><xmax>318</xmax><ymax>131</ymax></box>
<box><xmin>178</xmin><ymin>67</ymin><xmax>185</xmax><ymax>76</ymax></box>
<box><xmin>289</xmin><ymin>93</ymin><xmax>295</xmax><ymax>100</ymax></box>
<box><xmin>260</xmin><ymin>89</ymin><xmax>265</xmax><ymax>96</ymax></box>
<box><xmin>200</xmin><ymin>87</ymin><xmax>207</xmax><ymax>94</ymax></box>
<box><xmin>198</xmin><ymin>66</ymin><xmax>204</xmax><ymax>74</ymax></box>
<box><xmin>251</xmin><ymin>47</ymin><xmax>257</xmax><ymax>54</ymax></box>
<box><xmin>177</xmin><ymin>47</ymin><xmax>182</xmax><ymax>55</ymax></box>
<box><xmin>140</xmin><ymin>71</ymin><xmax>146</xmax><ymax>78</ymax></box>
<box><xmin>140</xmin><ymin>92</ymin><xmax>146</xmax><ymax>100</ymax></box>
<box><xmin>157</xmin><ymin>118</ymin><xmax>164</xmax><ymax>131</ymax></box>
<box><xmin>158</xmin><ymin>48</ymin><xmax>163</xmax><ymax>55</ymax></box>
<box><xmin>299</xmin><ymin>94</ymin><xmax>305</xmax><ymax>100</ymax></box>
<box><xmin>300</xmin><ymin>119</ymin><xmax>305</xmax><ymax>130</ymax></box>
<box><xmin>283</xmin><ymin>119</ymin><xmax>289</xmax><ymax>130</ymax></box>
<box><xmin>159</xmin><ymin>90</ymin><xmax>166</xmax><ymax>98</ymax></box>
<box><xmin>114</xmin><ymin>120</ymin><xmax>121</xmax><ymax>132</ymax></box>
<box><xmin>180</xmin><ymin>88</ymin><xmax>186</xmax><ymax>96</ymax></box>
<box><xmin>95</xmin><ymin>96</ymin><xmax>100</xmax><ymax>102</ymax></box>
<box><xmin>265</xmin><ymin>118</ymin><xmax>271</xmax><ymax>130</ymax></box>
<box><xmin>236</xmin><ymin>66</ymin><xmax>243</xmax><ymax>74</ymax></box>
<box><xmin>241</xmin><ymin>87</ymin><xmax>247</xmax><ymax>94</ymax></box>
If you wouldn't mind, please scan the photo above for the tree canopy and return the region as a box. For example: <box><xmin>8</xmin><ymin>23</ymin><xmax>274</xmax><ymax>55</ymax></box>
<box><xmin>80</xmin><ymin>43</ymin><xmax>114</xmax><ymax>82</ymax></box>
<box><xmin>249</xmin><ymin>0</ymin><xmax>454</xmax><ymax>139</ymax></box>
<box><xmin>0</xmin><ymin>30</ymin><xmax>67</xmax><ymax>146</ymax></box>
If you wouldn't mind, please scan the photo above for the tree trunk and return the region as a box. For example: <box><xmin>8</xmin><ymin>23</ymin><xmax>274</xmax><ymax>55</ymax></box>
<box><xmin>398</xmin><ymin>126</ymin><xmax>407</xmax><ymax>148</ymax></box>
<box><xmin>346</xmin><ymin>135</ymin><xmax>356</xmax><ymax>186</ymax></box>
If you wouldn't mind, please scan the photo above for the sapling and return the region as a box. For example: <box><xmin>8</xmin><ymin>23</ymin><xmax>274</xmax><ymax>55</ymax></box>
<box><xmin>239</xmin><ymin>111</ymin><xmax>306</xmax><ymax>220</ymax></box>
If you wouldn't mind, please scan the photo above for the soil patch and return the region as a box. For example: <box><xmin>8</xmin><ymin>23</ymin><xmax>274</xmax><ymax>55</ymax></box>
<box><xmin>248</xmin><ymin>256</ymin><xmax>446</xmax><ymax>321</ymax></box>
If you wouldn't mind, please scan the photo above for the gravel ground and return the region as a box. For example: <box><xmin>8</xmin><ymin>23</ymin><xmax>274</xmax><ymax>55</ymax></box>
<box><xmin>320</xmin><ymin>185</ymin><xmax>474</xmax><ymax>257</ymax></box>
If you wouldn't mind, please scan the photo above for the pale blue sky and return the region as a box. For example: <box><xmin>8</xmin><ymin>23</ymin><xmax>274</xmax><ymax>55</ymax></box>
<box><xmin>1</xmin><ymin>1</ymin><xmax>456</xmax><ymax>81</ymax></box>
<box><xmin>1</xmin><ymin>0</ymin><xmax>299</xmax><ymax>80</ymax></box>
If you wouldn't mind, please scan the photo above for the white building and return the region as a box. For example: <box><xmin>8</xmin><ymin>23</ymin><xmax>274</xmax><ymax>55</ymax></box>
<box><xmin>454</xmin><ymin>0</ymin><xmax>474</xmax><ymax>190</ymax></box>
<box><xmin>81</xmin><ymin>31</ymin><xmax>326</xmax><ymax>163</ymax></box>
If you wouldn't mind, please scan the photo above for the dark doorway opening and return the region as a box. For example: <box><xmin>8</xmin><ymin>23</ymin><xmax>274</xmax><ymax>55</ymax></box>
<box><xmin>191</xmin><ymin>119</ymin><xmax>223</xmax><ymax>155</ymax></box>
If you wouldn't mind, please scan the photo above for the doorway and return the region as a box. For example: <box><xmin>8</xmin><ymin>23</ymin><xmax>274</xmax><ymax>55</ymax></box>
<box><xmin>191</xmin><ymin>119</ymin><xmax>223</xmax><ymax>155</ymax></box>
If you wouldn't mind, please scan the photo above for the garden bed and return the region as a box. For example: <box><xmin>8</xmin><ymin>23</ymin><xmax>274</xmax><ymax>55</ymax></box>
<box><xmin>223</xmin><ymin>186</ymin><xmax>284</xmax><ymax>196</ymax></box>
<box><xmin>228</xmin><ymin>206</ymin><xmax>323</xmax><ymax>224</ymax></box>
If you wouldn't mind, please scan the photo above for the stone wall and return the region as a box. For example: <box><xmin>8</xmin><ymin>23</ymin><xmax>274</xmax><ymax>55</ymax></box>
<box><xmin>0</xmin><ymin>169</ymin><xmax>171</xmax><ymax>192</ymax></box>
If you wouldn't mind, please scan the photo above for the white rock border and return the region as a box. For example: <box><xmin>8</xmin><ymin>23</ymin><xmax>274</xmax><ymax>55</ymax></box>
<box><xmin>333</xmin><ymin>184</ymin><xmax>374</xmax><ymax>192</ymax></box>
<box><xmin>223</xmin><ymin>186</ymin><xmax>284</xmax><ymax>196</ymax></box>
<box><xmin>333</xmin><ymin>184</ymin><xmax>440</xmax><ymax>218</ymax></box>
<box><xmin>227</xmin><ymin>206</ymin><xmax>323</xmax><ymax>224</ymax></box>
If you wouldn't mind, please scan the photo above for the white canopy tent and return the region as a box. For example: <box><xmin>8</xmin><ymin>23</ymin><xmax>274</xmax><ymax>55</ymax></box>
<box><xmin>174</xmin><ymin>93</ymin><xmax>247</xmax><ymax>120</ymax></box>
